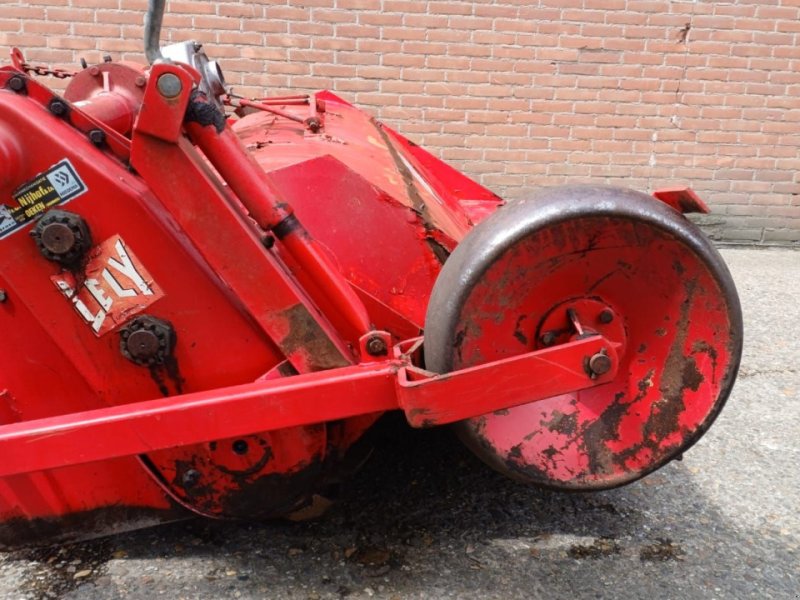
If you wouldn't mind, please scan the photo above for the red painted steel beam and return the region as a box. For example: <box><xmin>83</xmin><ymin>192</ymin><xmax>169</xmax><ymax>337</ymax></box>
<box><xmin>0</xmin><ymin>336</ymin><xmax>616</xmax><ymax>477</ymax></box>
<box><xmin>0</xmin><ymin>363</ymin><xmax>400</xmax><ymax>478</ymax></box>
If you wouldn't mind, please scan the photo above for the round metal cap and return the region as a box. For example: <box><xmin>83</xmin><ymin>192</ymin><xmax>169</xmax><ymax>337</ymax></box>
<box><xmin>125</xmin><ymin>329</ymin><xmax>161</xmax><ymax>361</ymax></box>
<box><xmin>39</xmin><ymin>222</ymin><xmax>77</xmax><ymax>256</ymax></box>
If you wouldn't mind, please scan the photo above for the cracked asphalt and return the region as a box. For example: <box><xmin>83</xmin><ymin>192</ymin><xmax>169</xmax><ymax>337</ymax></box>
<box><xmin>1</xmin><ymin>247</ymin><xmax>798</xmax><ymax>599</ymax></box>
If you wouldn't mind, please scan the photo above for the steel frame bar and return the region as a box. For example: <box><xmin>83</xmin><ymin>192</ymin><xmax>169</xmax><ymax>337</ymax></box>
<box><xmin>0</xmin><ymin>335</ymin><xmax>615</xmax><ymax>478</ymax></box>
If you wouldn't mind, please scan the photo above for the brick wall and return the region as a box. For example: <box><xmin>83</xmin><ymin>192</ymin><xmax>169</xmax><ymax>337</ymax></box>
<box><xmin>1</xmin><ymin>0</ymin><xmax>799</xmax><ymax>245</ymax></box>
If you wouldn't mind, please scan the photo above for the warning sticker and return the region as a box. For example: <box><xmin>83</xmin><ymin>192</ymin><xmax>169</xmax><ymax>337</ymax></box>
<box><xmin>0</xmin><ymin>159</ymin><xmax>88</xmax><ymax>239</ymax></box>
<box><xmin>52</xmin><ymin>236</ymin><xmax>164</xmax><ymax>336</ymax></box>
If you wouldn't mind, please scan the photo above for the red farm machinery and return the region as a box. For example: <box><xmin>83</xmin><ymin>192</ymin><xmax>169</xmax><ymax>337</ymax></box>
<box><xmin>0</xmin><ymin>1</ymin><xmax>742</xmax><ymax>547</ymax></box>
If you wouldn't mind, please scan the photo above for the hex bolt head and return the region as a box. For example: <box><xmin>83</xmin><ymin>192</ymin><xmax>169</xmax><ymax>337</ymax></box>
<box><xmin>181</xmin><ymin>469</ymin><xmax>201</xmax><ymax>488</ymax></box>
<box><xmin>48</xmin><ymin>99</ymin><xmax>68</xmax><ymax>116</ymax></box>
<box><xmin>588</xmin><ymin>352</ymin><xmax>613</xmax><ymax>377</ymax></box>
<box><xmin>119</xmin><ymin>315</ymin><xmax>177</xmax><ymax>367</ymax></box>
<box><xmin>157</xmin><ymin>73</ymin><xmax>183</xmax><ymax>98</ymax></box>
<box><xmin>366</xmin><ymin>336</ymin><xmax>388</xmax><ymax>357</ymax></box>
<box><xmin>7</xmin><ymin>76</ymin><xmax>25</xmax><ymax>92</ymax></box>
<box><xmin>31</xmin><ymin>210</ymin><xmax>92</xmax><ymax>266</ymax></box>
<box><xmin>89</xmin><ymin>66</ymin><xmax>100</xmax><ymax>77</ymax></box>
<box><xmin>88</xmin><ymin>129</ymin><xmax>106</xmax><ymax>146</ymax></box>
<box><xmin>598</xmin><ymin>309</ymin><xmax>614</xmax><ymax>324</ymax></box>
<box><xmin>134</xmin><ymin>76</ymin><xmax>146</xmax><ymax>88</ymax></box>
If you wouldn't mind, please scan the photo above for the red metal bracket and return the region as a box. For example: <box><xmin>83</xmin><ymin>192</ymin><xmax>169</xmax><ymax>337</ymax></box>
<box><xmin>652</xmin><ymin>187</ymin><xmax>710</xmax><ymax>214</ymax></box>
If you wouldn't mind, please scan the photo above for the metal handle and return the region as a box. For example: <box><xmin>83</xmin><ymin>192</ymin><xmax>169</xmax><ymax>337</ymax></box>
<box><xmin>144</xmin><ymin>0</ymin><xmax>166</xmax><ymax>63</ymax></box>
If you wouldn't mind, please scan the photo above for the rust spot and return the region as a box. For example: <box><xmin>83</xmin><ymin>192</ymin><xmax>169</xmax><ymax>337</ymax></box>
<box><xmin>654</xmin><ymin>281</ymin><xmax>698</xmax><ymax>437</ymax></box>
<box><xmin>681</xmin><ymin>356</ymin><xmax>703</xmax><ymax>392</ymax></box>
<box><xmin>513</xmin><ymin>314</ymin><xmax>529</xmax><ymax>345</ymax></box>
<box><xmin>692</xmin><ymin>340</ymin><xmax>718</xmax><ymax>384</ymax></box>
<box><xmin>278</xmin><ymin>303</ymin><xmax>350</xmax><ymax>371</ymax></box>
<box><xmin>578</xmin><ymin>391</ymin><xmax>631</xmax><ymax>476</ymax></box>
<box><xmin>541</xmin><ymin>410</ymin><xmax>578</xmax><ymax>436</ymax></box>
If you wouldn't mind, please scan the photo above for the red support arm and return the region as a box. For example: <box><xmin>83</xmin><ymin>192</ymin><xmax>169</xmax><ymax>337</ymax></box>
<box><xmin>0</xmin><ymin>335</ymin><xmax>616</xmax><ymax>477</ymax></box>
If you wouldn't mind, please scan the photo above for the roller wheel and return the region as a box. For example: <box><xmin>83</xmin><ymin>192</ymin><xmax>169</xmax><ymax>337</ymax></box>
<box><xmin>424</xmin><ymin>185</ymin><xmax>742</xmax><ymax>490</ymax></box>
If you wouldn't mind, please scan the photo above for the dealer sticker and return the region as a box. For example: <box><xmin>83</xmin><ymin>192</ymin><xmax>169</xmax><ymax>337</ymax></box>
<box><xmin>0</xmin><ymin>159</ymin><xmax>88</xmax><ymax>239</ymax></box>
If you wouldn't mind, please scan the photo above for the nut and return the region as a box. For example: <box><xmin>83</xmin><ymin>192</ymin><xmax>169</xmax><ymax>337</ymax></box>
<box><xmin>120</xmin><ymin>315</ymin><xmax>177</xmax><ymax>366</ymax></box>
<box><xmin>365</xmin><ymin>336</ymin><xmax>388</xmax><ymax>357</ymax></box>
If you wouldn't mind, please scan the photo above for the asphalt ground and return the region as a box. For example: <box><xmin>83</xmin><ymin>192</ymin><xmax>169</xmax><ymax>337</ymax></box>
<box><xmin>1</xmin><ymin>247</ymin><xmax>798</xmax><ymax>600</ymax></box>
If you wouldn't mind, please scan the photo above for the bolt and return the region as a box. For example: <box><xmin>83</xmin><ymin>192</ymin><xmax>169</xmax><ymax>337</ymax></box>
<box><xmin>48</xmin><ymin>99</ymin><xmax>68</xmax><ymax>116</ymax></box>
<box><xmin>134</xmin><ymin>75</ymin><xmax>146</xmax><ymax>88</ymax></box>
<box><xmin>89</xmin><ymin>66</ymin><xmax>100</xmax><ymax>77</ymax></box>
<box><xmin>125</xmin><ymin>329</ymin><xmax>161</xmax><ymax>362</ymax></box>
<box><xmin>305</xmin><ymin>117</ymin><xmax>321</xmax><ymax>133</ymax></box>
<box><xmin>119</xmin><ymin>315</ymin><xmax>176</xmax><ymax>366</ymax></box>
<box><xmin>598</xmin><ymin>309</ymin><xmax>614</xmax><ymax>324</ymax></box>
<box><xmin>103</xmin><ymin>54</ymin><xmax>112</xmax><ymax>63</ymax></box>
<box><xmin>262</xmin><ymin>234</ymin><xmax>275</xmax><ymax>249</ymax></box>
<box><xmin>588</xmin><ymin>352</ymin><xmax>613</xmax><ymax>377</ymax></box>
<box><xmin>366</xmin><ymin>336</ymin><xmax>388</xmax><ymax>357</ymax></box>
<box><xmin>540</xmin><ymin>331</ymin><xmax>557</xmax><ymax>347</ymax></box>
<box><xmin>88</xmin><ymin>129</ymin><xmax>106</xmax><ymax>146</ymax></box>
<box><xmin>31</xmin><ymin>210</ymin><xmax>92</xmax><ymax>266</ymax></box>
<box><xmin>157</xmin><ymin>72</ymin><xmax>182</xmax><ymax>98</ymax></box>
<box><xmin>181</xmin><ymin>469</ymin><xmax>201</xmax><ymax>488</ymax></box>
<box><xmin>232</xmin><ymin>439</ymin><xmax>249</xmax><ymax>455</ymax></box>
<box><xmin>7</xmin><ymin>76</ymin><xmax>25</xmax><ymax>92</ymax></box>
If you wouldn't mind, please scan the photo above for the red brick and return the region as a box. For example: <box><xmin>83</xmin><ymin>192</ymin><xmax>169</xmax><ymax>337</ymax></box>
<box><xmin>0</xmin><ymin>1</ymin><xmax>794</xmax><ymax>244</ymax></box>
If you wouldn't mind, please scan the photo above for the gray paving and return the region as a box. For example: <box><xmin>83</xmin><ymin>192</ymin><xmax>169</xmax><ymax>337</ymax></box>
<box><xmin>1</xmin><ymin>247</ymin><xmax>798</xmax><ymax>599</ymax></box>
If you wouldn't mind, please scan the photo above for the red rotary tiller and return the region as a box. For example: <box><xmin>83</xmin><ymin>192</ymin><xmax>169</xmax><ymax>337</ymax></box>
<box><xmin>0</xmin><ymin>2</ymin><xmax>741</xmax><ymax>547</ymax></box>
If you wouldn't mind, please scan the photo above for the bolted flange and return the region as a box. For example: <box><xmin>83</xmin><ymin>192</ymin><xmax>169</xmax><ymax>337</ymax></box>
<box><xmin>120</xmin><ymin>315</ymin><xmax>177</xmax><ymax>366</ymax></box>
<box><xmin>31</xmin><ymin>210</ymin><xmax>92</xmax><ymax>267</ymax></box>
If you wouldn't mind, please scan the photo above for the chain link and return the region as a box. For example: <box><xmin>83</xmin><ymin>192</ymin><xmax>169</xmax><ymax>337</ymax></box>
<box><xmin>21</xmin><ymin>63</ymin><xmax>76</xmax><ymax>79</ymax></box>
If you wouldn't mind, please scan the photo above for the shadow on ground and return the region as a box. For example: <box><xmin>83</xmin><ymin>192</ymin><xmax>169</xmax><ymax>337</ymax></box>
<box><xmin>8</xmin><ymin>409</ymin><xmax>797</xmax><ymax>600</ymax></box>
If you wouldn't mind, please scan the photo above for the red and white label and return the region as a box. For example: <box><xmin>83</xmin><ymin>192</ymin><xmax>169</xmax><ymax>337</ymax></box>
<box><xmin>52</xmin><ymin>235</ymin><xmax>164</xmax><ymax>336</ymax></box>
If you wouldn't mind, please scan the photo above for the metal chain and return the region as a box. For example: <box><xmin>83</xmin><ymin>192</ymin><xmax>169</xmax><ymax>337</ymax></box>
<box><xmin>21</xmin><ymin>63</ymin><xmax>76</xmax><ymax>79</ymax></box>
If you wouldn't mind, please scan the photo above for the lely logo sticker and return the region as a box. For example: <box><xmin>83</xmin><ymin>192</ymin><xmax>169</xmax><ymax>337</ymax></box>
<box><xmin>52</xmin><ymin>235</ymin><xmax>164</xmax><ymax>336</ymax></box>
